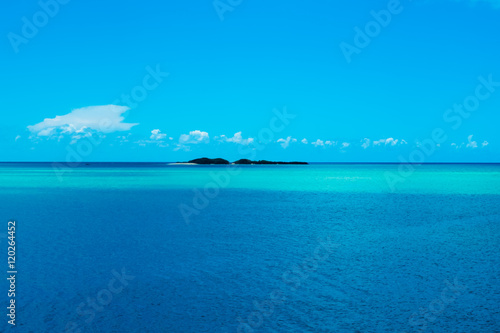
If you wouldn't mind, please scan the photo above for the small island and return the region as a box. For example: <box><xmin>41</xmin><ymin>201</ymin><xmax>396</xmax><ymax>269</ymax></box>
<box><xmin>188</xmin><ymin>158</ymin><xmax>230</xmax><ymax>165</ymax></box>
<box><xmin>171</xmin><ymin>157</ymin><xmax>308</xmax><ymax>165</ymax></box>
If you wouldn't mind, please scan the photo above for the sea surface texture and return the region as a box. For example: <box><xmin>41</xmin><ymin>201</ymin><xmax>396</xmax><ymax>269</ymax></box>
<box><xmin>0</xmin><ymin>163</ymin><xmax>499</xmax><ymax>332</ymax></box>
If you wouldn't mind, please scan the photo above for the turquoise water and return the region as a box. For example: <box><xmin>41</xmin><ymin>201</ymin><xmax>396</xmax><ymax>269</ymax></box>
<box><xmin>1</xmin><ymin>163</ymin><xmax>499</xmax><ymax>332</ymax></box>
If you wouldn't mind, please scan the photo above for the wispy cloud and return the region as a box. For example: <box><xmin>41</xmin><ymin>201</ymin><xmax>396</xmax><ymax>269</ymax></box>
<box><xmin>215</xmin><ymin>132</ymin><xmax>254</xmax><ymax>145</ymax></box>
<box><xmin>310</xmin><ymin>139</ymin><xmax>348</xmax><ymax>149</ymax></box>
<box><xmin>361</xmin><ymin>138</ymin><xmax>371</xmax><ymax>149</ymax></box>
<box><xmin>466</xmin><ymin>134</ymin><xmax>478</xmax><ymax>148</ymax></box>
<box><xmin>27</xmin><ymin>105</ymin><xmax>138</xmax><ymax>141</ymax></box>
<box><xmin>373</xmin><ymin>138</ymin><xmax>399</xmax><ymax>146</ymax></box>
<box><xmin>362</xmin><ymin>137</ymin><xmax>407</xmax><ymax>148</ymax></box>
<box><xmin>306</xmin><ymin>137</ymin><xmax>411</xmax><ymax>150</ymax></box>
<box><xmin>131</xmin><ymin>130</ymin><xmax>491</xmax><ymax>154</ymax></box>
<box><xmin>117</xmin><ymin>134</ymin><xmax>132</xmax><ymax>143</ymax></box>
<box><xmin>277</xmin><ymin>136</ymin><xmax>297</xmax><ymax>149</ymax></box>
<box><xmin>451</xmin><ymin>135</ymin><xmax>489</xmax><ymax>149</ymax></box>
<box><xmin>150</xmin><ymin>129</ymin><xmax>167</xmax><ymax>141</ymax></box>
<box><xmin>312</xmin><ymin>139</ymin><xmax>324</xmax><ymax>147</ymax></box>
<box><xmin>134</xmin><ymin>129</ymin><xmax>172</xmax><ymax>147</ymax></box>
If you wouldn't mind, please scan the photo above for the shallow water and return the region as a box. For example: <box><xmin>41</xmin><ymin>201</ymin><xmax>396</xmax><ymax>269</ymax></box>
<box><xmin>0</xmin><ymin>163</ymin><xmax>499</xmax><ymax>332</ymax></box>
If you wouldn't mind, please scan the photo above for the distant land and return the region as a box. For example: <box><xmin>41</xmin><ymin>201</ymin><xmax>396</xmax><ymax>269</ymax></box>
<box><xmin>172</xmin><ymin>158</ymin><xmax>308</xmax><ymax>165</ymax></box>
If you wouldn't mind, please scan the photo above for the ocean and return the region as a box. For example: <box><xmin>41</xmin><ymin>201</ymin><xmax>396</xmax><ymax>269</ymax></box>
<box><xmin>1</xmin><ymin>163</ymin><xmax>499</xmax><ymax>332</ymax></box>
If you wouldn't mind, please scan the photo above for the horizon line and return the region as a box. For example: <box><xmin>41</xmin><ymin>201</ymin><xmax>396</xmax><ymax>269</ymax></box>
<box><xmin>1</xmin><ymin>162</ymin><xmax>500</xmax><ymax>165</ymax></box>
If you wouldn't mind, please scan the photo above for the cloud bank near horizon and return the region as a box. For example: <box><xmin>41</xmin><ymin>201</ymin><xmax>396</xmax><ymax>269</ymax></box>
<box><xmin>23</xmin><ymin>108</ymin><xmax>492</xmax><ymax>155</ymax></box>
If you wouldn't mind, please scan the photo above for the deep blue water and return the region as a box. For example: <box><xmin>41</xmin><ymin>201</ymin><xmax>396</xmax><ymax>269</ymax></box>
<box><xmin>0</xmin><ymin>163</ymin><xmax>499</xmax><ymax>332</ymax></box>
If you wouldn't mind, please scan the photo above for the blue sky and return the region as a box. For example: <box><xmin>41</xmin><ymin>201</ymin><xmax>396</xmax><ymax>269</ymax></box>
<box><xmin>1</xmin><ymin>0</ymin><xmax>500</xmax><ymax>162</ymax></box>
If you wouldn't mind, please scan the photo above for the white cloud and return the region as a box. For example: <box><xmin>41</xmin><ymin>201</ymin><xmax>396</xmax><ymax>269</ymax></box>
<box><xmin>179</xmin><ymin>130</ymin><xmax>210</xmax><ymax>144</ymax></box>
<box><xmin>301</xmin><ymin>138</ymin><xmax>308</xmax><ymax>144</ymax></box>
<box><xmin>150</xmin><ymin>129</ymin><xmax>167</xmax><ymax>141</ymax></box>
<box><xmin>223</xmin><ymin>132</ymin><xmax>254</xmax><ymax>145</ymax></box>
<box><xmin>452</xmin><ymin>142</ymin><xmax>466</xmax><ymax>149</ymax></box>
<box><xmin>134</xmin><ymin>130</ymin><xmax>171</xmax><ymax>147</ymax></box>
<box><xmin>15</xmin><ymin>135</ymin><xmax>21</xmax><ymax>142</ymax></box>
<box><xmin>385</xmin><ymin>138</ymin><xmax>398</xmax><ymax>146</ymax></box>
<box><xmin>361</xmin><ymin>138</ymin><xmax>370</xmax><ymax>149</ymax></box>
<box><xmin>466</xmin><ymin>135</ymin><xmax>478</xmax><ymax>148</ymax></box>
<box><xmin>369</xmin><ymin>138</ymin><xmax>405</xmax><ymax>148</ymax></box>
<box><xmin>374</xmin><ymin>138</ymin><xmax>397</xmax><ymax>146</ymax></box>
<box><xmin>27</xmin><ymin>105</ymin><xmax>138</xmax><ymax>141</ymax></box>
<box><xmin>450</xmin><ymin>136</ymin><xmax>488</xmax><ymax>150</ymax></box>
<box><xmin>215</xmin><ymin>132</ymin><xmax>254</xmax><ymax>145</ymax></box>
<box><xmin>277</xmin><ymin>136</ymin><xmax>297</xmax><ymax>149</ymax></box>
<box><xmin>312</xmin><ymin>139</ymin><xmax>324</xmax><ymax>147</ymax></box>
<box><xmin>341</xmin><ymin>142</ymin><xmax>351</xmax><ymax>149</ymax></box>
